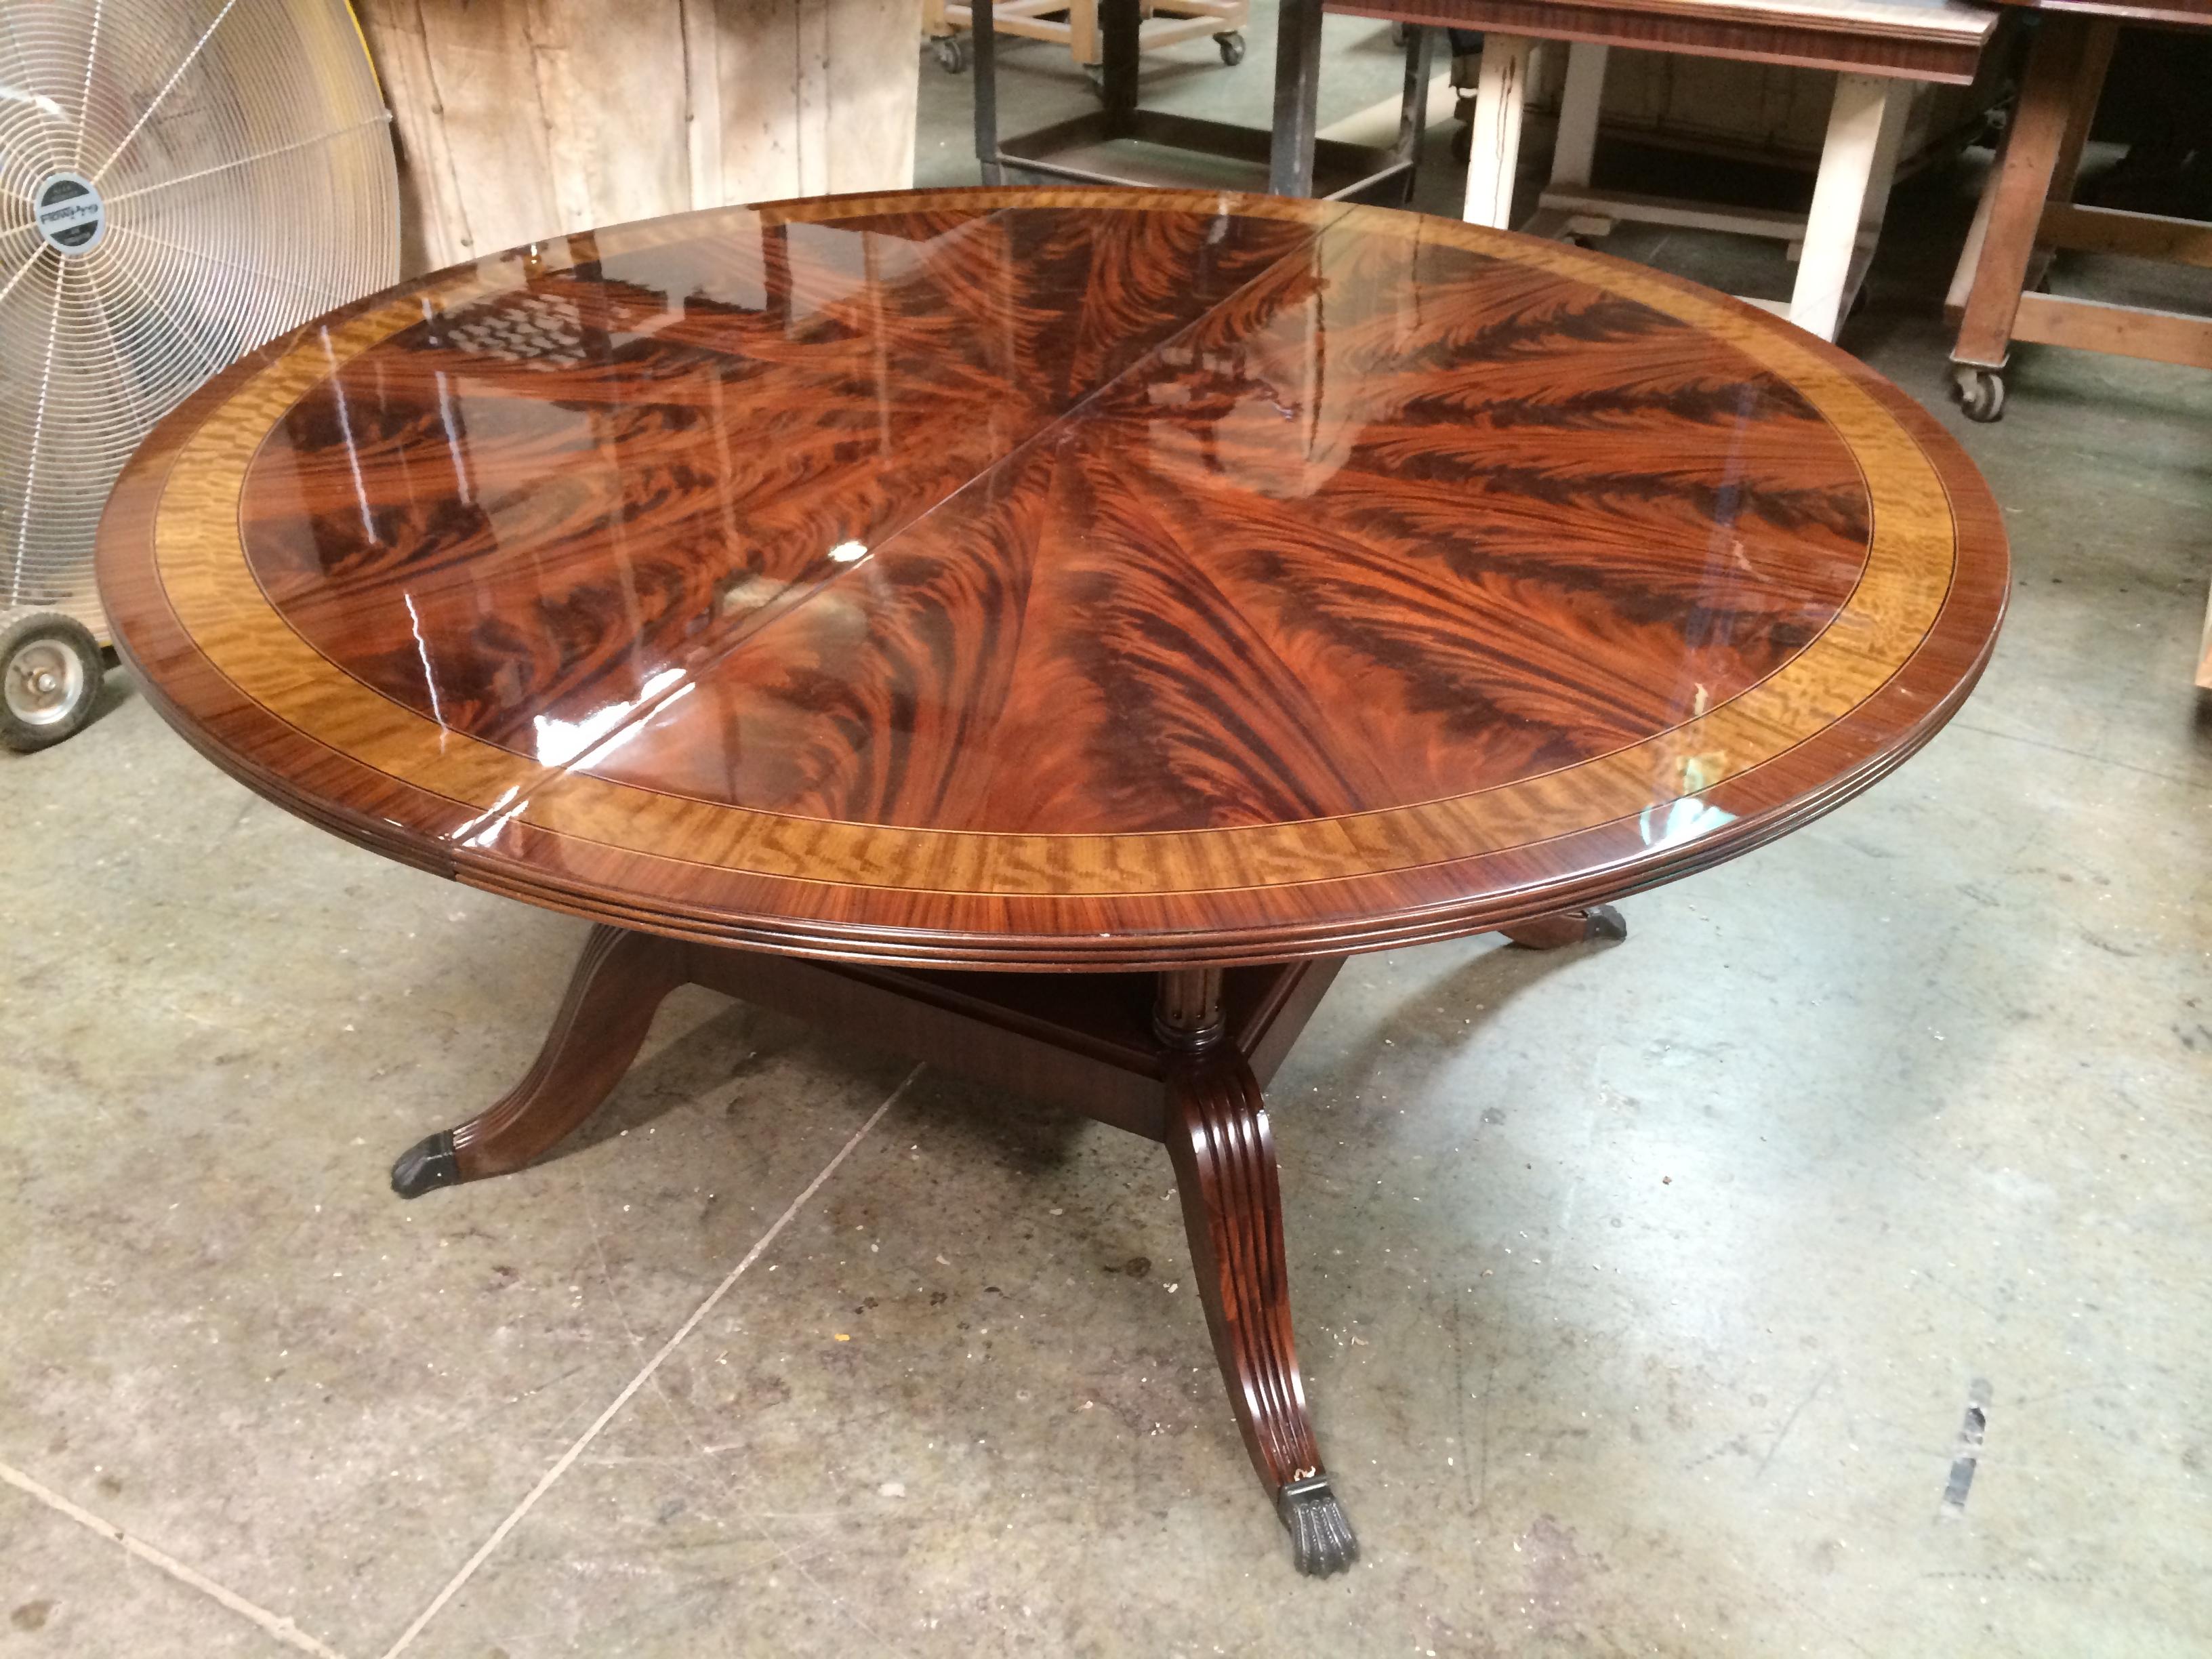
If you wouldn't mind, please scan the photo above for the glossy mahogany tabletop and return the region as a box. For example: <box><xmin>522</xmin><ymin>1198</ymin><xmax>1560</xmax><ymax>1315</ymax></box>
<box><xmin>97</xmin><ymin>186</ymin><xmax>2007</xmax><ymax>969</ymax></box>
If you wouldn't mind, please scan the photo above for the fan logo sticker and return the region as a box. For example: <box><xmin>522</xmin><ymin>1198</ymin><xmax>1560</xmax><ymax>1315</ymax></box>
<box><xmin>35</xmin><ymin>173</ymin><xmax>106</xmax><ymax>255</ymax></box>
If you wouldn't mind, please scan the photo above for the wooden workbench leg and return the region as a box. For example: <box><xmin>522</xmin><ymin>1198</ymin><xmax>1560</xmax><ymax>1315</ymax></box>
<box><xmin>1788</xmin><ymin>73</ymin><xmax>1906</xmax><ymax>341</ymax></box>
<box><xmin>1158</xmin><ymin>970</ymin><xmax>1355</xmax><ymax>1576</ymax></box>
<box><xmin>390</xmin><ymin>925</ymin><xmax>689</xmax><ymax>1197</ymax></box>
<box><xmin>1461</xmin><ymin>34</ymin><xmax>1536</xmax><ymax>229</ymax></box>
<box><xmin>1950</xmin><ymin>16</ymin><xmax>2115</xmax><ymax>384</ymax></box>
<box><xmin>1944</xmin><ymin>20</ymin><xmax>2113</xmax><ymax>319</ymax></box>
<box><xmin>1946</xmin><ymin>132</ymin><xmax>2007</xmax><ymax>319</ymax></box>
<box><xmin>2045</xmin><ymin>25</ymin><xmax>2112</xmax><ymax>211</ymax></box>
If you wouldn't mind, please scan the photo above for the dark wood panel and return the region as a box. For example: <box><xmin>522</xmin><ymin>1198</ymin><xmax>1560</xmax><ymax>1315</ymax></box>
<box><xmin>679</xmin><ymin>949</ymin><xmax>1340</xmax><ymax>1141</ymax></box>
<box><xmin>1990</xmin><ymin>0</ymin><xmax>2211</xmax><ymax>24</ymax></box>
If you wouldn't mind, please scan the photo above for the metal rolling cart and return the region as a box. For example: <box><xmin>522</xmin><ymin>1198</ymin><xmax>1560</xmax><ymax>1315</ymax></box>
<box><xmin>973</xmin><ymin>0</ymin><xmax>1439</xmax><ymax>200</ymax></box>
<box><xmin>928</xmin><ymin>0</ymin><xmax>1251</xmax><ymax>79</ymax></box>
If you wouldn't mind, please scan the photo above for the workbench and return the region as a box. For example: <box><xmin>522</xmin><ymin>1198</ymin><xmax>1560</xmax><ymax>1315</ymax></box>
<box><xmin>1317</xmin><ymin>0</ymin><xmax>2002</xmax><ymax>340</ymax></box>
<box><xmin>1941</xmin><ymin>0</ymin><xmax>2211</xmax><ymax>685</ymax></box>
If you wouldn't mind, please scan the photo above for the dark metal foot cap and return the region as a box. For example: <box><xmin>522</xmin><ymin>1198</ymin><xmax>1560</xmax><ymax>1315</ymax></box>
<box><xmin>1585</xmin><ymin>903</ymin><xmax>1628</xmax><ymax>942</ymax></box>
<box><xmin>1277</xmin><ymin>1474</ymin><xmax>1358</xmax><ymax>1576</ymax></box>
<box><xmin>391</xmin><ymin>1130</ymin><xmax>460</xmax><ymax>1199</ymax></box>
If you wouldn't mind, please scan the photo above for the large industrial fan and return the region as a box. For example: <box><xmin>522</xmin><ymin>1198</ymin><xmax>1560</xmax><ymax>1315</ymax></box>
<box><xmin>1</xmin><ymin>0</ymin><xmax>398</xmax><ymax>750</ymax></box>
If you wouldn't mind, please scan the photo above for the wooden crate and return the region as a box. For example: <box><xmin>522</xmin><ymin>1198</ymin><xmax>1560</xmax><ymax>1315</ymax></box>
<box><xmin>357</xmin><ymin>0</ymin><xmax>924</xmax><ymax>276</ymax></box>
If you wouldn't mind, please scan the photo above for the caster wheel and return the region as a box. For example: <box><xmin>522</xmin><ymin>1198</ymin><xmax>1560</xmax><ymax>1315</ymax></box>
<box><xmin>1952</xmin><ymin>365</ymin><xmax>2005</xmax><ymax>424</ymax></box>
<box><xmin>933</xmin><ymin>33</ymin><xmax>970</xmax><ymax>73</ymax></box>
<box><xmin>1</xmin><ymin>609</ymin><xmax>104</xmax><ymax>752</ymax></box>
<box><xmin>1215</xmin><ymin>30</ymin><xmax>1246</xmax><ymax>66</ymax></box>
<box><xmin>1451</xmin><ymin>123</ymin><xmax>1471</xmax><ymax>164</ymax></box>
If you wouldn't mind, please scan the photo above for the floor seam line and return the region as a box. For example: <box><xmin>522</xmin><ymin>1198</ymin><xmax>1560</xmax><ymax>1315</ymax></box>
<box><xmin>373</xmin><ymin>1063</ymin><xmax>924</xmax><ymax>1659</ymax></box>
<box><xmin>1947</xmin><ymin>716</ymin><xmax>2192</xmax><ymax>782</ymax></box>
<box><xmin>0</xmin><ymin>1457</ymin><xmax>352</xmax><ymax>1659</ymax></box>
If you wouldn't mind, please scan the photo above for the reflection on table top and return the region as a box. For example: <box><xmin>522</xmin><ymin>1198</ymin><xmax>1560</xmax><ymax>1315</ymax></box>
<box><xmin>98</xmin><ymin>187</ymin><xmax>2007</xmax><ymax>968</ymax></box>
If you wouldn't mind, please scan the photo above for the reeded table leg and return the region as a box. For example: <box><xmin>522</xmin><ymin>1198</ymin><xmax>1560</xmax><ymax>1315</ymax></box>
<box><xmin>391</xmin><ymin>924</ymin><xmax>687</xmax><ymax>1197</ymax></box>
<box><xmin>1500</xmin><ymin>904</ymin><xmax>1627</xmax><ymax>950</ymax></box>
<box><xmin>1159</xmin><ymin>971</ymin><xmax>1355</xmax><ymax>1576</ymax></box>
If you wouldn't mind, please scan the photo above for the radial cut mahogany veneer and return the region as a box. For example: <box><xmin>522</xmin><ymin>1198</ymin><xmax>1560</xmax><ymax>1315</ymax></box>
<box><xmin>98</xmin><ymin>187</ymin><xmax>2007</xmax><ymax>1575</ymax></box>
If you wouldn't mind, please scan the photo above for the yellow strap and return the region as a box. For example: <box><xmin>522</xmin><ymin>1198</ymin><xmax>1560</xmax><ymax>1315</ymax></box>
<box><xmin>344</xmin><ymin>0</ymin><xmax>385</xmax><ymax>104</ymax></box>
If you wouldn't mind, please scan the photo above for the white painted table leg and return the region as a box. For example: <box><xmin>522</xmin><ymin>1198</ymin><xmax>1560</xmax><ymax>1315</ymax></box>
<box><xmin>1859</xmin><ymin>77</ymin><xmax>1908</xmax><ymax>239</ymax></box>
<box><xmin>1461</xmin><ymin>34</ymin><xmax>1536</xmax><ymax>230</ymax></box>
<box><xmin>1549</xmin><ymin>41</ymin><xmax>1608</xmax><ymax>191</ymax></box>
<box><xmin>1790</xmin><ymin>72</ymin><xmax>1906</xmax><ymax>340</ymax></box>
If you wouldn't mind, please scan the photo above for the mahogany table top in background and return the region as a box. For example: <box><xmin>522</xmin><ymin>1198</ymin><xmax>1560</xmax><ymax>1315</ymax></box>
<box><xmin>1326</xmin><ymin>0</ymin><xmax>2001</xmax><ymax>82</ymax></box>
<box><xmin>97</xmin><ymin>187</ymin><xmax>2007</xmax><ymax>969</ymax></box>
<box><xmin>1987</xmin><ymin>0</ymin><xmax>2211</xmax><ymax>26</ymax></box>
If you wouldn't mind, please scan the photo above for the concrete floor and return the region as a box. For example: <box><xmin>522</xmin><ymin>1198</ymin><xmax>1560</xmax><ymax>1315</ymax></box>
<box><xmin>6</xmin><ymin>17</ymin><xmax>2212</xmax><ymax>1658</ymax></box>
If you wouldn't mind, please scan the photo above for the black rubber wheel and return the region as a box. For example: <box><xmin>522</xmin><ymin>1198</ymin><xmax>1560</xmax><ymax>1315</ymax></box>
<box><xmin>1</xmin><ymin>609</ymin><xmax>104</xmax><ymax>752</ymax></box>
<box><xmin>933</xmin><ymin>33</ymin><xmax>970</xmax><ymax>73</ymax></box>
<box><xmin>1215</xmin><ymin>30</ymin><xmax>1246</xmax><ymax>65</ymax></box>
<box><xmin>1952</xmin><ymin>365</ymin><xmax>2005</xmax><ymax>424</ymax></box>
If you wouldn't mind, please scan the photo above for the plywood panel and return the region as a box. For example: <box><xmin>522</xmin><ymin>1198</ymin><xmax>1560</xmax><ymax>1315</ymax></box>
<box><xmin>359</xmin><ymin>0</ymin><xmax>923</xmax><ymax>274</ymax></box>
<box><xmin>716</xmin><ymin>0</ymin><xmax>806</xmax><ymax>200</ymax></box>
<box><xmin>829</xmin><ymin>0</ymin><xmax>924</xmax><ymax>192</ymax></box>
<box><xmin>415</xmin><ymin>0</ymin><xmax>562</xmax><ymax>260</ymax></box>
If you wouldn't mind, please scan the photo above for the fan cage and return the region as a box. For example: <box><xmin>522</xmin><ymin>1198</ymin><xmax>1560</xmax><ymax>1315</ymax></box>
<box><xmin>1</xmin><ymin>0</ymin><xmax>400</xmax><ymax>637</ymax></box>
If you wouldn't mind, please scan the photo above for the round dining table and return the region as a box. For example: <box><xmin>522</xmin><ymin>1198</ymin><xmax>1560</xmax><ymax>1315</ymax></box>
<box><xmin>96</xmin><ymin>185</ymin><xmax>2007</xmax><ymax>1576</ymax></box>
